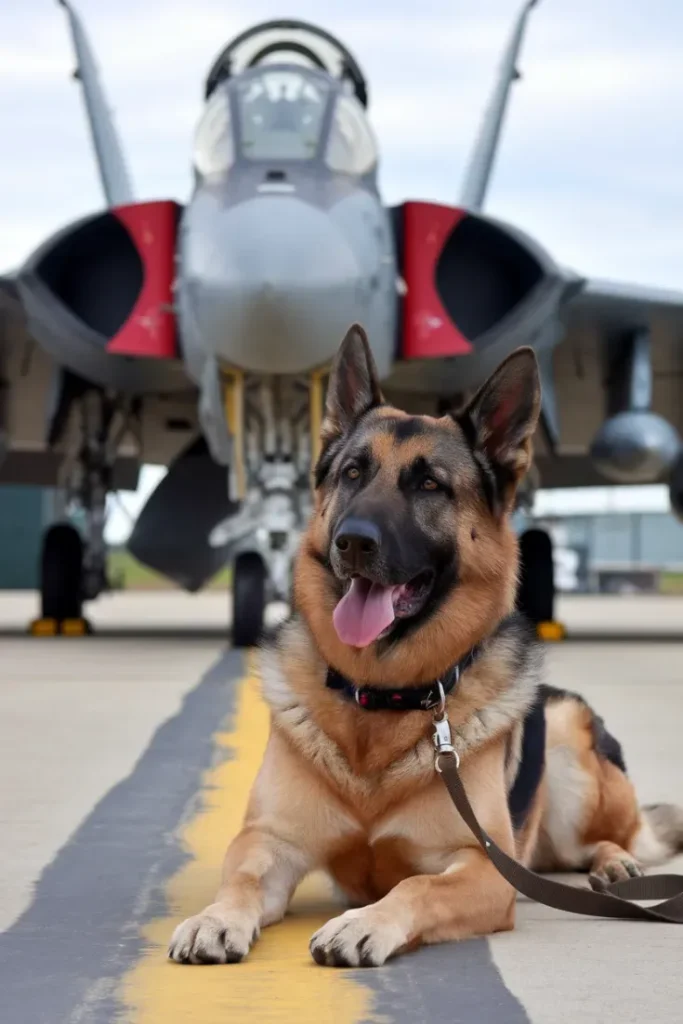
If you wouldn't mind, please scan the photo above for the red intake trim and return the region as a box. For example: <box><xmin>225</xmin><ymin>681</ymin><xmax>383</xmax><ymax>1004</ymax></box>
<box><xmin>401</xmin><ymin>201</ymin><xmax>472</xmax><ymax>358</ymax></box>
<box><xmin>107</xmin><ymin>201</ymin><xmax>180</xmax><ymax>359</ymax></box>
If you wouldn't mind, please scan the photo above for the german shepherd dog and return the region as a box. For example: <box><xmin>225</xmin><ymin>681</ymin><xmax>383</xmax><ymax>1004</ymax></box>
<box><xmin>169</xmin><ymin>326</ymin><xmax>683</xmax><ymax>968</ymax></box>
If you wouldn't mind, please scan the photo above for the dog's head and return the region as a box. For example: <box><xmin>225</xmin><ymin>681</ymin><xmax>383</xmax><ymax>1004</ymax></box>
<box><xmin>294</xmin><ymin>324</ymin><xmax>541</xmax><ymax>684</ymax></box>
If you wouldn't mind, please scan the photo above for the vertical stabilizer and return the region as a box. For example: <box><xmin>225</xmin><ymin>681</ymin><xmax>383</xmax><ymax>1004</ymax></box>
<box><xmin>459</xmin><ymin>0</ymin><xmax>540</xmax><ymax>211</ymax></box>
<box><xmin>57</xmin><ymin>0</ymin><xmax>134</xmax><ymax>206</ymax></box>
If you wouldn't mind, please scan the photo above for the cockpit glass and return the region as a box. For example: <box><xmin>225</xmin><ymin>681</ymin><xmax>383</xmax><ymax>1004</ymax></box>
<box><xmin>325</xmin><ymin>94</ymin><xmax>378</xmax><ymax>176</ymax></box>
<box><xmin>193</xmin><ymin>88</ymin><xmax>234</xmax><ymax>179</ymax></box>
<box><xmin>236</xmin><ymin>70</ymin><xmax>330</xmax><ymax>161</ymax></box>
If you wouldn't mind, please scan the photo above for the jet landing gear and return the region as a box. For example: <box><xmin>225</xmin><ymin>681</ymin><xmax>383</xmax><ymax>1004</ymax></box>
<box><xmin>516</xmin><ymin>528</ymin><xmax>566</xmax><ymax>642</ymax></box>
<box><xmin>29</xmin><ymin>523</ymin><xmax>92</xmax><ymax>636</ymax></box>
<box><xmin>228</xmin><ymin>462</ymin><xmax>302</xmax><ymax>647</ymax></box>
<box><xmin>31</xmin><ymin>522</ymin><xmax>93</xmax><ymax>636</ymax></box>
<box><xmin>216</xmin><ymin>373</ymin><xmax>315</xmax><ymax>648</ymax></box>
<box><xmin>30</xmin><ymin>390</ymin><xmax>131</xmax><ymax>637</ymax></box>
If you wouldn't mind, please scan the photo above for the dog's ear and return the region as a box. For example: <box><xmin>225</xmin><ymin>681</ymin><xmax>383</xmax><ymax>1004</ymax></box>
<box><xmin>321</xmin><ymin>324</ymin><xmax>384</xmax><ymax>446</ymax></box>
<box><xmin>458</xmin><ymin>347</ymin><xmax>541</xmax><ymax>509</ymax></box>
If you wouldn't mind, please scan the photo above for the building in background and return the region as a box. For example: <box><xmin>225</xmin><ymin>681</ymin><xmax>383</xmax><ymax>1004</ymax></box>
<box><xmin>522</xmin><ymin>485</ymin><xmax>683</xmax><ymax>594</ymax></box>
<box><xmin>0</xmin><ymin>487</ymin><xmax>55</xmax><ymax>588</ymax></box>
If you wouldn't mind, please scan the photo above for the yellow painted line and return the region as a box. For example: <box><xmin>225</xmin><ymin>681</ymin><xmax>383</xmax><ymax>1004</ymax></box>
<box><xmin>120</xmin><ymin>654</ymin><xmax>374</xmax><ymax>1024</ymax></box>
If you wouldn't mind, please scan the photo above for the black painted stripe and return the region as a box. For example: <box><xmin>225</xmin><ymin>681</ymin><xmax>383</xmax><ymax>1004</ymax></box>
<box><xmin>355</xmin><ymin>937</ymin><xmax>529</xmax><ymax>1024</ymax></box>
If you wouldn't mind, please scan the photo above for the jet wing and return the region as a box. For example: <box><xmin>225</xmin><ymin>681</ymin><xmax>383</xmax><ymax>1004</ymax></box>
<box><xmin>0</xmin><ymin>274</ymin><xmax>139</xmax><ymax>487</ymax></box>
<box><xmin>0</xmin><ymin>276</ymin><xmax>27</xmax><ymax>464</ymax></box>
<box><xmin>0</xmin><ymin>274</ymin><xmax>26</xmax><ymax>332</ymax></box>
<box><xmin>566</xmin><ymin>278</ymin><xmax>683</xmax><ymax>333</ymax></box>
<box><xmin>535</xmin><ymin>276</ymin><xmax>683</xmax><ymax>489</ymax></box>
<box><xmin>0</xmin><ymin>274</ymin><xmax>199</xmax><ymax>489</ymax></box>
<box><xmin>0</xmin><ymin>273</ymin><xmax>36</xmax><ymax>388</ymax></box>
<box><xmin>450</xmin><ymin>0</ymin><xmax>683</xmax><ymax>493</ymax></box>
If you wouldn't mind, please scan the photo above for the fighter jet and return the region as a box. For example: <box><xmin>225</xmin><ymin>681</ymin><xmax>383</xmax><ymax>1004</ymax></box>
<box><xmin>2</xmin><ymin>1</ymin><xmax>683</xmax><ymax>643</ymax></box>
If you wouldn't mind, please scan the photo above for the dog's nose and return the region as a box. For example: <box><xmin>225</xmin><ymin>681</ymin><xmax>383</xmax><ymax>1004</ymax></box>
<box><xmin>334</xmin><ymin>518</ymin><xmax>381</xmax><ymax>569</ymax></box>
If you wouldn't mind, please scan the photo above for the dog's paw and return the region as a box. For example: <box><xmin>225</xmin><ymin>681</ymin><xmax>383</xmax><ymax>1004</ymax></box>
<box><xmin>168</xmin><ymin>905</ymin><xmax>258</xmax><ymax>965</ymax></box>
<box><xmin>589</xmin><ymin>854</ymin><xmax>643</xmax><ymax>889</ymax></box>
<box><xmin>309</xmin><ymin>908</ymin><xmax>407</xmax><ymax>968</ymax></box>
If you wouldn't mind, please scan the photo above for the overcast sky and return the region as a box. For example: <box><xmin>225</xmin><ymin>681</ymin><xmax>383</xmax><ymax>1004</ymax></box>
<box><xmin>1</xmin><ymin>0</ymin><xmax>681</xmax><ymax>540</ymax></box>
<box><xmin>3</xmin><ymin>0</ymin><xmax>683</xmax><ymax>284</ymax></box>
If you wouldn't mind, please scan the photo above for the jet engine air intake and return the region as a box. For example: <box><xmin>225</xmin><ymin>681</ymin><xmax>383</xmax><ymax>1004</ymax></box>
<box><xmin>36</xmin><ymin>213</ymin><xmax>142</xmax><ymax>339</ymax></box>
<box><xmin>435</xmin><ymin>215</ymin><xmax>543</xmax><ymax>341</ymax></box>
<box><xmin>18</xmin><ymin>201</ymin><xmax>184</xmax><ymax>394</ymax></box>
<box><xmin>393</xmin><ymin>202</ymin><xmax>566</xmax><ymax>371</ymax></box>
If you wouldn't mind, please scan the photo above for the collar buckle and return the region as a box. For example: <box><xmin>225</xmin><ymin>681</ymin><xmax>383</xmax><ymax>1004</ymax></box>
<box><xmin>432</xmin><ymin>677</ymin><xmax>459</xmax><ymax>773</ymax></box>
<box><xmin>433</xmin><ymin>668</ymin><xmax>459</xmax><ymax>719</ymax></box>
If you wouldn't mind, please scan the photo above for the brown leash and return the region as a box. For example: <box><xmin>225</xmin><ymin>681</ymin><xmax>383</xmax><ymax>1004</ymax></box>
<box><xmin>432</xmin><ymin>701</ymin><xmax>683</xmax><ymax>923</ymax></box>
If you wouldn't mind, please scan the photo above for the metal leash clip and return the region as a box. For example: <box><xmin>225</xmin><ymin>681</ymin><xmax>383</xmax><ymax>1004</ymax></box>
<box><xmin>432</xmin><ymin>679</ymin><xmax>460</xmax><ymax>773</ymax></box>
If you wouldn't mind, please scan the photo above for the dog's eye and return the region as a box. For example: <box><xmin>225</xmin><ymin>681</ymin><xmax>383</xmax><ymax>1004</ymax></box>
<box><xmin>421</xmin><ymin>477</ymin><xmax>439</xmax><ymax>491</ymax></box>
<box><xmin>345</xmin><ymin>466</ymin><xmax>360</xmax><ymax>481</ymax></box>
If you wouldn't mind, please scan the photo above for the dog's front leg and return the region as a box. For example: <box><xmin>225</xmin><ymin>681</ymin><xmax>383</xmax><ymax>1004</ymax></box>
<box><xmin>310</xmin><ymin>845</ymin><xmax>515</xmax><ymax>967</ymax></box>
<box><xmin>169</xmin><ymin>825</ymin><xmax>310</xmax><ymax>964</ymax></box>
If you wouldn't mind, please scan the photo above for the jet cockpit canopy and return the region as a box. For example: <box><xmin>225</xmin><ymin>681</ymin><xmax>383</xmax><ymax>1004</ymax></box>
<box><xmin>194</xmin><ymin>65</ymin><xmax>377</xmax><ymax>179</ymax></box>
<box><xmin>204</xmin><ymin>19</ymin><xmax>369</xmax><ymax>108</ymax></box>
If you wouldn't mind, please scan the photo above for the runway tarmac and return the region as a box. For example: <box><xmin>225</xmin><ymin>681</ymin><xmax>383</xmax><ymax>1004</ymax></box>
<box><xmin>1</xmin><ymin>592</ymin><xmax>682</xmax><ymax>1023</ymax></box>
<box><xmin>0</xmin><ymin>589</ymin><xmax>680</xmax><ymax>637</ymax></box>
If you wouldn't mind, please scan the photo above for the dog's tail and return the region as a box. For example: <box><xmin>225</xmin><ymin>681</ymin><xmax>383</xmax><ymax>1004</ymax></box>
<box><xmin>632</xmin><ymin>804</ymin><xmax>683</xmax><ymax>865</ymax></box>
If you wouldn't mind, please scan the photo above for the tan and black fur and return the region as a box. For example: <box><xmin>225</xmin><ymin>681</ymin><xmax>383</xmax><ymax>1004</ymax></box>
<box><xmin>169</xmin><ymin>325</ymin><xmax>683</xmax><ymax>968</ymax></box>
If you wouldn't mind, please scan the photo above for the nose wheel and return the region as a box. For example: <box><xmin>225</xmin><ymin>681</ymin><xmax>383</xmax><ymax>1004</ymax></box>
<box><xmin>232</xmin><ymin>551</ymin><xmax>266</xmax><ymax>647</ymax></box>
<box><xmin>217</xmin><ymin>372</ymin><xmax>322</xmax><ymax>646</ymax></box>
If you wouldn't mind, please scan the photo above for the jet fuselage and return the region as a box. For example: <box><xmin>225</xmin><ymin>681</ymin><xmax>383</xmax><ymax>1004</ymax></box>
<box><xmin>178</xmin><ymin>64</ymin><xmax>397</xmax><ymax>383</ymax></box>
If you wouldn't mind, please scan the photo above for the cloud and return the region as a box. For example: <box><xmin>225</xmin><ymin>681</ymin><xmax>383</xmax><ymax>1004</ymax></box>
<box><xmin>2</xmin><ymin>0</ymin><xmax>682</xmax><ymax>291</ymax></box>
<box><xmin>1</xmin><ymin>0</ymin><xmax>682</xmax><ymax>287</ymax></box>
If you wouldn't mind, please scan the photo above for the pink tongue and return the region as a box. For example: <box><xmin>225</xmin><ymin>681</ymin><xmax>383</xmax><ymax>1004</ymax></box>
<box><xmin>333</xmin><ymin>578</ymin><xmax>396</xmax><ymax>647</ymax></box>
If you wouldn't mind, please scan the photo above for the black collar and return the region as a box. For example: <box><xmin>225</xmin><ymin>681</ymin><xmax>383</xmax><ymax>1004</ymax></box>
<box><xmin>325</xmin><ymin>646</ymin><xmax>480</xmax><ymax>712</ymax></box>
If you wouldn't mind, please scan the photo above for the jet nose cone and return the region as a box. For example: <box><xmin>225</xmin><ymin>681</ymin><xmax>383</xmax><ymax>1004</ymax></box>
<box><xmin>223</xmin><ymin>197</ymin><xmax>356</xmax><ymax>289</ymax></box>
<box><xmin>182</xmin><ymin>195</ymin><xmax>366</xmax><ymax>374</ymax></box>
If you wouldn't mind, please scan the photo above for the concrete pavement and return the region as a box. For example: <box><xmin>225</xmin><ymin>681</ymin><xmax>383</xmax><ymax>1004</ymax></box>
<box><xmin>0</xmin><ymin>590</ymin><xmax>680</xmax><ymax>637</ymax></box>
<box><xmin>0</xmin><ymin>593</ymin><xmax>682</xmax><ymax>1023</ymax></box>
<box><xmin>490</xmin><ymin>641</ymin><xmax>683</xmax><ymax>1024</ymax></box>
<box><xmin>0</xmin><ymin>637</ymin><xmax>223</xmax><ymax>933</ymax></box>
<box><xmin>0</xmin><ymin>590</ymin><xmax>288</xmax><ymax>635</ymax></box>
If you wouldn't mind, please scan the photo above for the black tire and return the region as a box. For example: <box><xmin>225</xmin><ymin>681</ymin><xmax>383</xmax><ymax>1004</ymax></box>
<box><xmin>232</xmin><ymin>551</ymin><xmax>266</xmax><ymax>647</ymax></box>
<box><xmin>40</xmin><ymin>523</ymin><xmax>84</xmax><ymax>620</ymax></box>
<box><xmin>517</xmin><ymin>528</ymin><xmax>555</xmax><ymax>625</ymax></box>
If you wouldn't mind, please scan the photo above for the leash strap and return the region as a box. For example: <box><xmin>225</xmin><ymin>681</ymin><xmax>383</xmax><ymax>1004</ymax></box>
<box><xmin>436</xmin><ymin>751</ymin><xmax>683</xmax><ymax>923</ymax></box>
